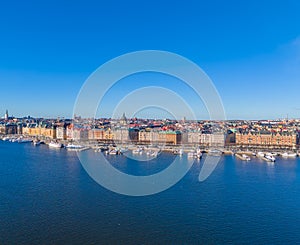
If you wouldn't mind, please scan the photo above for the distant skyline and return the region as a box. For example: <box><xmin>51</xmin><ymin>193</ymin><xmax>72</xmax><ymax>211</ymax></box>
<box><xmin>1</xmin><ymin>1</ymin><xmax>300</xmax><ymax>119</ymax></box>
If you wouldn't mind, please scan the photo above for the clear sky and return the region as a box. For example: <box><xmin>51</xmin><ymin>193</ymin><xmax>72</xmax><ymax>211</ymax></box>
<box><xmin>0</xmin><ymin>0</ymin><xmax>300</xmax><ymax>119</ymax></box>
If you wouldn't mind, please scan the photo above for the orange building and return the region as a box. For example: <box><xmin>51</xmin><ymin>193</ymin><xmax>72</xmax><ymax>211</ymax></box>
<box><xmin>164</xmin><ymin>131</ymin><xmax>181</xmax><ymax>145</ymax></box>
<box><xmin>88</xmin><ymin>128</ymin><xmax>106</xmax><ymax>140</ymax></box>
<box><xmin>236</xmin><ymin>131</ymin><xmax>298</xmax><ymax>148</ymax></box>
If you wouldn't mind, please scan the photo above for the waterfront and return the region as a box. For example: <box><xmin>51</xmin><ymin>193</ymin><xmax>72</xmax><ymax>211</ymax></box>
<box><xmin>1</xmin><ymin>141</ymin><xmax>300</xmax><ymax>244</ymax></box>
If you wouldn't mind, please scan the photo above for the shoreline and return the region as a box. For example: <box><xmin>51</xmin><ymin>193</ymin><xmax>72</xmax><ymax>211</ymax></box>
<box><xmin>1</xmin><ymin>134</ymin><xmax>300</xmax><ymax>159</ymax></box>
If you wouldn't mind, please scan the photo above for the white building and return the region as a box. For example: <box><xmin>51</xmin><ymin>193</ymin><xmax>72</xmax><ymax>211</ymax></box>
<box><xmin>113</xmin><ymin>128</ymin><xmax>129</xmax><ymax>143</ymax></box>
<box><xmin>200</xmin><ymin>132</ymin><xmax>225</xmax><ymax>147</ymax></box>
<box><xmin>56</xmin><ymin>127</ymin><xmax>66</xmax><ymax>140</ymax></box>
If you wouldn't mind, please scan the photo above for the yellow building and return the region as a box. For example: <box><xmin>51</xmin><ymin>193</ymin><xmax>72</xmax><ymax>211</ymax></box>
<box><xmin>40</xmin><ymin>127</ymin><xmax>56</xmax><ymax>139</ymax></box>
<box><xmin>104</xmin><ymin>128</ymin><xmax>115</xmax><ymax>141</ymax></box>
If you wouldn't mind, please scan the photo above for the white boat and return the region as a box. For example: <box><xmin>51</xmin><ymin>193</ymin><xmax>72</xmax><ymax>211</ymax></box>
<box><xmin>132</xmin><ymin>148</ymin><xmax>143</xmax><ymax>154</ymax></box>
<box><xmin>108</xmin><ymin>149</ymin><xmax>117</xmax><ymax>155</ymax></box>
<box><xmin>48</xmin><ymin>142</ymin><xmax>62</xmax><ymax>148</ymax></box>
<box><xmin>288</xmin><ymin>153</ymin><xmax>297</xmax><ymax>157</ymax></box>
<box><xmin>65</xmin><ymin>143</ymin><xmax>84</xmax><ymax>149</ymax></box>
<box><xmin>173</xmin><ymin>149</ymin><xmax>184</xmax><ymax>156</ymax></box>
<box><xmin>179</xmin><ymin>149</ymin><xmax>183</xmax><ymax>156</ymax></box>
<box><xmin>151</xmin><ymin>151</ymin><xmax>158</xmax><ymax>157</ymax></box>
<box><xmin>119</xmin><ymin>148</ymin><xmax>128</xmax><ymax>154</ymax></box>
<box><xmin>257</xmin><ymin>152</ymin><xmax>265</xmax><ymax>157</ymax></box>
<box><xmin>242</xmin><ymin>154</ymin><xmax>251</xmax><ymax>161</ymax></box>
<box><xmin>187</xmin><ymin>151</ymin><xmax>195</xmax><ymax>158</ymax></box>
<box><xmin>146</xmin><ymin>150</ymin><xmax>158</xmax><ymax>157</ymax></box>
<box><xmin>282</xmin><ymin>152</ymin><xmax>289</xmax><ymax>158</ymax></box>
<box><xmin>196</xmin><ymin>153</ymin><xmax>202</xmax><ymax>159</ymax></box>
<box><xmin>196</xmin><ymin>149</ymin><xmax>202</xmax><ymax>159</ymax></box>
<box><xmin>2</xmin><ymin>137</ymin><xmax>10</xmax><ymax>141</ymax></box>
<box><xmin>33</xmin><ymin>140</ymin><xmax>41</xmax><ymax>146</ymax></box>
<box><xmin>208</xmin><ymin>149</ymin><xmax>222</xmax><ymax>156</ymax></box>
<box><xmin>265</xmin><ymin>153</ymin><xmax>276</xmax><ymax>162</ymax></box>
<box><xmin>18</xmin><ymin>138</ymin><xmax>32</xmax><ymax>143</ymax></box>
<box><xmin>282</xmin><ymin>152</ymin><xmax>297</xmax><ymax>158</ymax></box>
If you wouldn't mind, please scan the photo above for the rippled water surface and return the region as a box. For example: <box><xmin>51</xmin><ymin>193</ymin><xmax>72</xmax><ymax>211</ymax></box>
<box><xmin>1</xmin><ymin>141</ymin><xmax>300</xmax><ymax>244</ymax></box>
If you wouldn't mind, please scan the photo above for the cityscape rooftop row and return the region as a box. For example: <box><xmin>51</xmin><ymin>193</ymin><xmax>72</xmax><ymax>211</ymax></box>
<box><xmin>1</xmin><ymin>110</ymin><xmax>300</xmax><ymax>149</ymax></box>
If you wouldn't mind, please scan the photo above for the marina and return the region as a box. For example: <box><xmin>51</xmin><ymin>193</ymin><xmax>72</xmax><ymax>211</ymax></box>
<box><xmin>1</xmin><ymin>135</ymin><xmax>299</xmax><ymax>162</ymax></box>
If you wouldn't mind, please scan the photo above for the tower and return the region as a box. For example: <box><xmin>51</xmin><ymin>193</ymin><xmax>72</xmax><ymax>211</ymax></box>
<box><xmin>120</xmin><ymin>112</ymin><xmax>127</xmax><ymax>126</ymax></box>
<box><xmin>4</xmin><ymin>110</ymin><xmax>8</xmax><ymax>120</ymax></box>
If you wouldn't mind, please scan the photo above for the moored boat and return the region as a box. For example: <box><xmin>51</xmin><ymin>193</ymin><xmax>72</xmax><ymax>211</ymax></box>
<box><xmin>265</xmin><ymin>153</ymin><xmax>276</xmax><ymax>162</ymax></box>
<box><xmin>235</xmin><ymin>153</ymin><xmax>251</xmax><ymax>161</ymax></box>
<box><xmin>174</xmin><ymin>149</ymin><xmax>184</xmax><ymax>156</ymax></box>
<box><xmin>18</xmin><ymin>138</ymin><xmax>33</xmax><ymax>143</ymax></box>
<box><xmin>33</xmin><ymin>140</ymin><xmax>41</xmax><ymax>146</ymax></box>
<box><xmin>108</xmin><ymin>149</ymin><xmax>117</xmax><ymax>155</ymax></box>
<box><xmin>196</xmin><ymin>148</ymin><xmax>202</xmax><ymax>159</ymax></box>
<box><xmin>65</xmin><ymin>143</ymin><xmax>84</xmax><ymax>150</ymax></box>
<box><xmin>48</xmin><ymin>142</ymin><xmax>62</xmax><ymax>148</ymax></box>
<box><xmin>208</xmin><ymin>149</ymin><xmax>222</xmax><ymax>156</ymax></box>
<box><xmin>132</xmin><ymin>147</ymin><xmax>143</xmax><ymax>154</ymax></box>
<box><xmin>187</xmin><ymin>151</ymin><xmax>195</xmax><ymax>158</ymax></box>
<box><xmin>282</xmin><ymin>152</ymin><xmax>297</xmax><ymax>158</ymax></box>
<box><xmin>242</xmin><ymin>154</ymin><xmax>251</xmax><ymax>161</ymax></box>
<box><xmin>2</xmin><ymin>137</ymin><xmax>10</xmax><ymax>141</ymax></box>
<box><xmin>257</xmin><ymin>152</ymin><xmax>265</xmax><ymax>157</ymax></box>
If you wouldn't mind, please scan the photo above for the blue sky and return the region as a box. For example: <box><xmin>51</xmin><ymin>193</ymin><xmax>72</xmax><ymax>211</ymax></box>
<box><xmin>0</xmin><ymin>0</ymin><xmax>300</xmax><ymax>119</ymax></box>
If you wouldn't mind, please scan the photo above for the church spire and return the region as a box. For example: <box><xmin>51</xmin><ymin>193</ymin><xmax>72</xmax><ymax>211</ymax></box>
<box><xmin>4</xmin><ymin>109</ymin><xmax>8</xmax><ymax>120</ymax></box>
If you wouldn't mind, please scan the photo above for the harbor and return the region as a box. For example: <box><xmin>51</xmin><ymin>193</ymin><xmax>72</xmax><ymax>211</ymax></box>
<box><xmin>1</xmin><ymin>134</ymin><xmax>300</xmax><ymax>163</ymax></box>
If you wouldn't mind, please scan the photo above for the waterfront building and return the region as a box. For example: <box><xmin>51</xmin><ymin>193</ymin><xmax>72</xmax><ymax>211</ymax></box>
<box><xmin>199</xmin><ymin>132</ymin><xmax>225</xmax><ymax>147</ymax></box>
<box><xmin>88</xmin><ymin>128</ymin><xmax>101</xmax><ymax>140</ymax></box>
<box><xmin>180</xmin><ymin>131</ymin><xmax>189</xmax><ymax>144</ymax></box>
<box><xmin>150</xmin><ymin>130</ymin><xmax>164</xmax><ymax>143</ymax></box>
<box><xmin>104</xmin><ymin>128</ymin><xmax>115</xmax><ymax>141</ymax></box>
<box><xmin>40</xmin><ymin>126</ymin><xmax>56</xmax><ymax>139</ymax></box>
<box><xmin>0</xmin><ymin>123</ymin><xmax>18</xmax><ymax>135</ymax></box>
<box><xmin>66</xmin><ymin>124</ymin><xmax>74</xmax><ymax>140</ymax></box>
<box><xmin>17</xmin><ymin>124</ymin><xmax>23</xmax><ymax>134</ymax></box>
<box><xmin>138</xmin><ymin>129</ymin><xmax>151</xmax><ymax>143</ymax></box>
<box><xmin>113</xmin><ymin>127</ymin><xmax>129</xmax><ymax>143</ymax></box>
<box><xmin>0</xmin><ymin>124</ymin><xmax>5</xmax><ymax>134</ymax></box>
<box><xmin>28</xmin><ymin>126</ymin><xmax>41</xmax><ymax>136</ymax></box>
<box><xmin>22</xmin><ymin>126</ymin><xmax>29</xmax><ymax>135</ymax></box>
<box><xmin>236</xmin><ymin>131</ymin><xmax>298</xmax><ymax>148</ymax></box>
<box><xmin>4</xmin><ymin>124</ymin><xmax>18</xmax><ymax>135</ymax></box>
<box><xmin>138</xmin><ymin>129</ymin><xmax>181</xmax><ymax>145</ymax></box>
<box><xmin>56</xmin><ymin>127</ymin><xmax>66</xmax><ymax>140</ymax></box>
<box><xmin>164</xmin><ymin>130</ymin><xmax>181</xmax><ymax>145</ymax></box>
<box><xmin>73</xmin><ymin>128</ymin><xmax>89</xmax><ymax>141</ymax></box>
<box><xmin>128</xmin><ymin>128</ymin><xmax>139</xmax><ymax>143</ymax></box>
<box><xmin>187</xmin><ymin>131</ymin><xmax>201</xmax><ymax>144</ymax></box>
<box><xmin>225</xmin><ymin>129</ymin><xmax>236</xmax><ymax>146</ymax></box>
<box><xmin>88</xmin><ymin>128</ymin><xmax>106</xmax><ymax>141</ymax></box>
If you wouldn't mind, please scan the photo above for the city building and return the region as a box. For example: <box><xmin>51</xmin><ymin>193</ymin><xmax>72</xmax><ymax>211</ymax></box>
<box><xmin>236</xmin><ymin>131</ymin><xmax>298</xmax><ymax>148</ymax></box>
<box><xmin>56</xmin><ymin>127</ymin><xmax>66</xmax><ymax>140</ymax></box>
